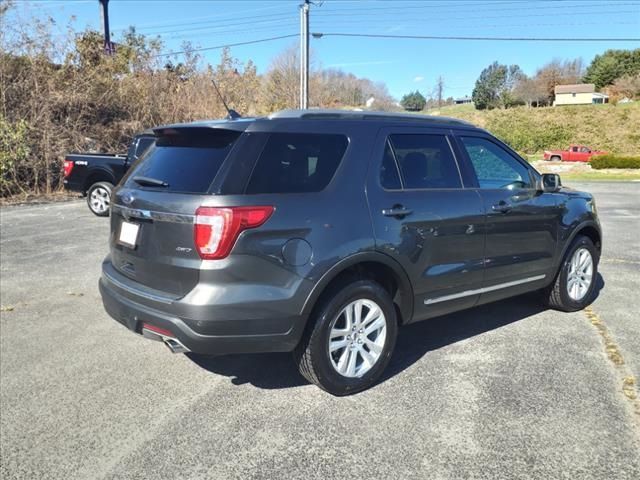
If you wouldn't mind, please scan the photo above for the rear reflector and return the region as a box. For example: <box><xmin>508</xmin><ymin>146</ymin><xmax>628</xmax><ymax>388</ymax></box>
<box><xmin>142</xmin><ymin>323</ymin><xmax>174</xmax><ymax>337</ymax></box>
<box><xmin>194</xmin><ymin>206</ymin><xmax>274</xmax><ymax>260</ymax></box>
<box><xmin>63</xmin><ymin>160</ymin><xmax>74</xmax><ymax>178</ymax></box>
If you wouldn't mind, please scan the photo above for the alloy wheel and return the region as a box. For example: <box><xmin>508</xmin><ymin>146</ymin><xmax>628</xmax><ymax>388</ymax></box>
<box><xmin>567</xmin><ymin>247</ymin><xmax>593</xmax><ymax>301</ymax></box>
<box><xmin>90</xmin><ymin>187</ymin><xmax>110</xmax><ymax>214</ymax></box>
<box><xmin>328</xmin><ymin>299</ymin><xmax>387</xmax><ymax>378</ymax></box>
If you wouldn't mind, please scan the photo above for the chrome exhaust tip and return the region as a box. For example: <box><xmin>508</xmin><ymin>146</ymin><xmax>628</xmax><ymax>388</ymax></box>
<box><xmin>164</xmin><ymin>337</ymin><xmax>190</xmax><ymax>354</ymax></box>
<box><xmin>141</xmin><ymin>327</ymin><xmax>191</xmax><ymax>354</ymax></box>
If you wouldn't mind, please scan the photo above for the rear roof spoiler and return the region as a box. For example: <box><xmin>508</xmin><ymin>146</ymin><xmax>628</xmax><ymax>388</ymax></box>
<box><xmin>153</xmin><ymin>119</ymin><xmax>253</xmax><ymax>137</ymax></box>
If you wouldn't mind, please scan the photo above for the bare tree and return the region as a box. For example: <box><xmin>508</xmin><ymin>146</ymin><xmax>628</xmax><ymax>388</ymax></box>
<box><xmin>534</xmin><ymin>58</ymin><xmax>584</xmax><ymax>104</ymax></box>
<box><xmin>513</xmin><ymin>76</ymin><xmax>548</xmax><ymax>107</ymax></box>
<box><xmin>261</xmin><ymin>45</ymin><xmax>299</xmax><ymax>111</ymax></box>
<box><xmin>609</xmin><ymin>74</ymin><xmax>640</xmax><ymax>100</ymax></box>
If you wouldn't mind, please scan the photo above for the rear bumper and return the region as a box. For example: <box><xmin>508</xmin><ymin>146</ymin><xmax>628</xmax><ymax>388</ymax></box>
<box><xmin>99</xmin><ymin>268</ymin><xmax>307</xmax><ymax>355</ymax></box>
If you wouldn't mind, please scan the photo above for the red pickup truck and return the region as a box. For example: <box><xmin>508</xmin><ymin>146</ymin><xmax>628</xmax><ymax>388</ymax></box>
<box><xmin>543</xmin><ymin>145</ymin><xmax>607</xmax><ymax>162</ymax></box>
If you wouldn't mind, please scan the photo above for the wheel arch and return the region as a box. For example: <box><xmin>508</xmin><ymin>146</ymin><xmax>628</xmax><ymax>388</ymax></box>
<box><xmin>560</xmin><ymin>221</ymin><xmax>602</xmax><ymax>263</ymax></box>
<box><xmin>301</xmin><ymin>252</ymin><xmax>414</xmax><ymax>326</ymax></box>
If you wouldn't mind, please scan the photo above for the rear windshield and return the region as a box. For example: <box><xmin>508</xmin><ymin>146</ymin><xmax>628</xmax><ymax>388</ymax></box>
<box><xmin>245</xmin><ymin>133</ymin><xmax>348</xmax><ymax>194</ymax></box>
<box><xmin>124</xmin><ymin>129</ymin><xmax>240</xmax><ymax>194</ymax></box>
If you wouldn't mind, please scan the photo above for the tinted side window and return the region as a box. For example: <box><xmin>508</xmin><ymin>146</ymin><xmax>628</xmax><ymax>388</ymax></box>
<box><xmin>389</xmin><ymin>134</ymin><xmax>461</xmax><ymax>189</ymax></box>
<box><xmin>246</xmin><ymin>133</ymin><xmax>348</xmax><ymax>194</ymax></box>
<box><xmin>460</xmin><ymin>136</ymin><xmax>532</xmax><ymax>189</ymax></box>
<box><xmin>380</xmin><ymin>140</ymin><xmax>402</xmax><ymax>190</ymax></box>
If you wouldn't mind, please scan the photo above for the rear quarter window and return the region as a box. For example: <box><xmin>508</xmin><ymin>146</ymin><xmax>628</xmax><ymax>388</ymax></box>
<box><xmin>124</xmin><ymin>129</ymin><xmax>240</xmax><ymax>194</ymax></box>
<box><xmin>245</xmin><ymin>133</ymin><xmax>348</xmax><ymax>194</ymax></box>
<box><xmin>135</xmin><ymin>137</ymin><xmax>155</xmax><ymax>159</ymax></box>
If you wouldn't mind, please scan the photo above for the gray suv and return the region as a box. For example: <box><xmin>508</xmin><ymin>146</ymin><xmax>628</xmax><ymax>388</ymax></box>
<box><xmin>100</xmin><ymin>110</ymin><xmax>601</xmax><ymax>395</ymax></box>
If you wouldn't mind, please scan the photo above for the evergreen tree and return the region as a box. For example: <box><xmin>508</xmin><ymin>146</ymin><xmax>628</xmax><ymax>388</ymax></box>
<box><xmin>400</xmin><ymin>90</ymin><xmax>426</xmax><ymax>111</ymax></box>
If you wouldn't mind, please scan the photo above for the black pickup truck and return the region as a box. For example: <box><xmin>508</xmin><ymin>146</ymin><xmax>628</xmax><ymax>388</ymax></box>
<box><xmin>63</xmin><ymin>132</ymin><xmax>155</xmax><ymax>216</ymax></box>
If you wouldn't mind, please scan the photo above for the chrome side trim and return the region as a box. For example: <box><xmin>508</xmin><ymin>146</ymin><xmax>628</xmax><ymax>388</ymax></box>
<box><xmin>112</xmin><ymin>204</ymin><xmax>195</xmax><ymax>224</ymax></box>
<box><xmin>424</xmin><ymin>274</ymin><xmax>546</xmax><ymax>305</ymax></box>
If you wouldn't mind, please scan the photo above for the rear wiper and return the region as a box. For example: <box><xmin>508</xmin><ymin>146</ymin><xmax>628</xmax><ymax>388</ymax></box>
<box><xmin>133</xmin><ymin>176</ymin><xmax>169</xmax><ymax>188</ymax></box>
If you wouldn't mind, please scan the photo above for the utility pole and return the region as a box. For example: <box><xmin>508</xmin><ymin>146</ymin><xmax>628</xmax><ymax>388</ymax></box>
<box><xmin>99</xmin><ymin>0</ymin><xmax>113</xmax><ymax>55</ymax></box>
<box><xmin>436</xmin><ymin>76</ymin><xmax>444</xmax><ymax>108</ymax></box>
<box><xmin>299</xmin><ymin>0</ymin><xmax>310</xmax><ymax>109</ymax></box>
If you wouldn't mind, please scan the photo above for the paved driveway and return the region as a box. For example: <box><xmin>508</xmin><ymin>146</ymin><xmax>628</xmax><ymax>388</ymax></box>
<box><xmin>1</xmin><ymin>182</ymin><xmax>639</xmax><ymax>479</ymax></box>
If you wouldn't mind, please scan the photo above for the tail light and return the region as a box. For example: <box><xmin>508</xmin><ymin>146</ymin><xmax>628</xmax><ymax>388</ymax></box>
<box><xmin>63</xmin><ymin>159</ymin><xmax>74</xmax><ymax>177</ymax></box>
<box><xmin>194</xmin><ymin>206</ymin><xmax>274</xmax><ymax>260</ymax></box>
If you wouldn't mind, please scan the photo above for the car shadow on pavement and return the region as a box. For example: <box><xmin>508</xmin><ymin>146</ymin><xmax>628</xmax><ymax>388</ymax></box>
<box><xmin>187</xmin><ymin>274</ymin><xmax>604</xmax><ymax>391</ymax></box>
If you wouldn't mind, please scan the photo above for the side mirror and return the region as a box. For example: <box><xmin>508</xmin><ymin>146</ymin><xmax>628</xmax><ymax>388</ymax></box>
<box><xmin>537</xmin><ymin>173</ymin><xmax>562</xmax><ymax>192</ymax></box>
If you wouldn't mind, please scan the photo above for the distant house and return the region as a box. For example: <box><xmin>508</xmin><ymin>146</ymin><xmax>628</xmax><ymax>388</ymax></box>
<box><xmin>454</xmin><ymin>96</ymin><xmax>473</xmax><ymax>105</ymax></box>
<box><xmin>554</xmin><ymin>84</ymin><xmax>609</xmax><ymax>106</ymax></box>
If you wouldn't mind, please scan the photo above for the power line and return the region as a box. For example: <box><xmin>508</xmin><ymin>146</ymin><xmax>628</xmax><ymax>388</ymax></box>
<box><xmin>316</xmin><ymin>0</ymin><xmax>552</xmax><ymax>11</ymax></box>
<box><xmin>312</xmin><ymin>32</ymin><xmax>640</xmax><ymax>42</ymax></box>
<box><xmin>139</xmin><ymin>17</ymin><xmax>295</xmax><ymax>36</ymax></box>
<box><xmin>145</xmin><ymin>9</ymin><xmax>639</xmax><ymax>41</ymax></box>
<box><xmin>153</xmin><ymin>34</ymin><xmax>298</xmax><ymax>58</ymax></box>
<box><xmin>110</xmin><ymin>4</ymin><xmax>290</xmax><ymax>31</ymax></box>
<box><xmin>311</xmin><ymin>19</ymin><xmax>639</xmax><ymax>30</ymax></box>
<box><xmin>113</xmin><ymin>0</ymin><xmax>635</xmax><ymax>32</ymax></box>
<box><xmin>114</xmin><ymin>13</ymin><xmax>295</xmax><ymax>34</ymax></box>
<box><xmin>314</xmin><ymin>1</ymin><xmax>640</xmax><ymax>16</ymax></box>
<box><xmin>153</xmin><ymin>18</ymin><xmax>638</xmax><ymax>42</ymax></box>
<box><xmin>114</xmin><ymin>14</ymin><xmax>294</xmax><ymax>35</ymax></box>
<box><xmin>312</xmin><ymin>8</ymin><xmax>640</xmax><ymax>25</ymax></box>
<box><xmin>156</xmin><ymin>24</ymin><xmax>296</xmax><ymax>42</ymax></box>
<box><xmin>130</xmin><ymin>7</ymin><xmax>640</xmax><ymax>37</ymax></box>
<box><xmin>311</xmin><ymin>10</ymin><xmax>640</xmax><ymax>26</ymax></box>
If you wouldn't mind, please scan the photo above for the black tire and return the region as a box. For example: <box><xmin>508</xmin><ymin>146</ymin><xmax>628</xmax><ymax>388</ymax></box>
<box><xmin>86</xmin><ymin>181</ymin><xmax>113</xmax><ymax>217</ymax></box>
<box><xmin>550</xmin><ymin>155</ymin><xmax>562</xmax><ymax>162</ymax></box>
<box><xmin>294</xmin><ymin>279</ymin><xmax>398</xmax><ymax>396</ymax></box>
<box><xmin>545</xmin><ymin>235</ymin><xmax>599</xmax><ymax>312</ymax></box>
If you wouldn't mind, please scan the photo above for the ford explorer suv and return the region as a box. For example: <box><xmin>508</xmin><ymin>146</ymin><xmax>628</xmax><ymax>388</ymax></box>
<box><xmin>64</xmin><ymin>131</ymin><xmax>155</xmax><ymax>216</ymax></box>
<box><xmin>99</xmin><ymin>110</ymin><xmax>601</xmax><ymax>396</ymax></box>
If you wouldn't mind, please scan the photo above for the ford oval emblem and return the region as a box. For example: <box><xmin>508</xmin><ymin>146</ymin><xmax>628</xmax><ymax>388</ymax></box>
<box><xmin>121</xmin><ymin>192</ymin><xmax>135</xmax><ymax>205</ymax></box>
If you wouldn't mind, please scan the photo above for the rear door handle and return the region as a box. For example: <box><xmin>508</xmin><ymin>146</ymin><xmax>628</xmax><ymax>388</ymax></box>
<box><xmin>492</xmin><ymin>201</ymin><xmax>512</xmax><ymax>214</ymax></box>
<box><xmin>382</xmin><ymin>205</ymin><xmax>413</xmax><ymax>218</ymax></box>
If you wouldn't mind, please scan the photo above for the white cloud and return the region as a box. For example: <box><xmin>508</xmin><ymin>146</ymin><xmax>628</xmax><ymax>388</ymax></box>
<box><xmin>386</xmin><ymin>25</ymin><xmax>405</xmax><ymax>33</ymax></box>
<box><xmin>414</xmin><ymin>76</ymin><xmax>424</xmax><ymax>82</ymax></box>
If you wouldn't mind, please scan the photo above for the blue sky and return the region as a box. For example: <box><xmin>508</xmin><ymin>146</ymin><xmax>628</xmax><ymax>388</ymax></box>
<box><xmin>9</xmin><ymin>0</ymin><xmax>640</xmax><ymax>99</ymax></box>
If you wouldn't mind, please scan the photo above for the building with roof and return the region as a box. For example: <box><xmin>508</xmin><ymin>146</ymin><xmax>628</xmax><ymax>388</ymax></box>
<box><xmin>553</xmin><ymin>84</ymin><xmax>609</xmax><ymax>106</ymax></box>
<box><xmin>454</xmin><ymin>96</ymin><xmax>473</xmax><ymax>105</ymax></box>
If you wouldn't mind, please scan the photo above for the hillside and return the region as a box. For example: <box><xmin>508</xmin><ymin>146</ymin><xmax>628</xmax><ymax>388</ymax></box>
<box><xmin>425</xmin><ymin>102</ymin><xmax>640</xmax><ymax>155</ymax></box>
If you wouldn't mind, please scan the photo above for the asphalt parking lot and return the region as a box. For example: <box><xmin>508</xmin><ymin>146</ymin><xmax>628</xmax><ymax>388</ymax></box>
<box><xmin>1</xmin><ymin>182</ymin><xmax>639</xmax><ymax>479</ymax></box>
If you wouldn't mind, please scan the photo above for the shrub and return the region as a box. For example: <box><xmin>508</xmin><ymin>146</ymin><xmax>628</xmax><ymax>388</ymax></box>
<box><xmin>0</xmin><ymin>117</ymin><xmax>32</xmax><ymax>197</ymax></box>
<box><xmin>591</xmin><ymin>154</ymin><xmax>640</xmax><ymax>169</ymax></box>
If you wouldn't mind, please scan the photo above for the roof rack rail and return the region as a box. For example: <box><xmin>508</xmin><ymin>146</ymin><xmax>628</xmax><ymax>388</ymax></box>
<box><xmin>268</xmin><ymin>109</ymin><xmax>473</xmax><ymax>126</ymax></box>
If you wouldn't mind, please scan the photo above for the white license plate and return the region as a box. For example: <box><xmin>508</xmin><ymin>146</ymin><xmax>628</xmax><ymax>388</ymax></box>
<box><xmin>118</xmin><ymin>221</ymin><xmax>140</xmax><ymax>248</ymax></box>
